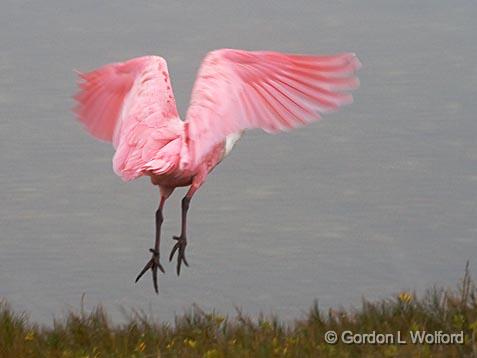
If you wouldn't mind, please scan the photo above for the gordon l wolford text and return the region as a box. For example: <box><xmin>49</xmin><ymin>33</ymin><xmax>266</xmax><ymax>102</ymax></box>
<box><xmin>340</xmin><ymin>330</ymin><xmax>464</xmax><ymax>345</ymax></box>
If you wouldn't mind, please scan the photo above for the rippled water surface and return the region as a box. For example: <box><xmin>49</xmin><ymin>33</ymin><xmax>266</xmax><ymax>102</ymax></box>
<box><xmin>1</xmin><ymin>1</ymin><xmax>476</xmax><ymax>323</ymax></box>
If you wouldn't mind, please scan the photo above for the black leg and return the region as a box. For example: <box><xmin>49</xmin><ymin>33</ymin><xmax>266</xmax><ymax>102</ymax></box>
<box><xmin>135</xmin><ymin>196</ymin><xmax>166</xmax><ymax>293</ymax></box>
<box><xmin>169</xmin><ymin>196</ymin><xmax>190</xmax><ymax>275</ymax></box>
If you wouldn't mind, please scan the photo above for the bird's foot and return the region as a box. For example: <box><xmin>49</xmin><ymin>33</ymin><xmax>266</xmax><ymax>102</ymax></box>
<box><xmin>135</xmin><ymin>248</ymin><xmax>165</xmax><ymax>294</ymax></box>
<box><xmin>169</xmin><ymin>235</ymin><xmax>189</xmax><ymax>275</ymax></box>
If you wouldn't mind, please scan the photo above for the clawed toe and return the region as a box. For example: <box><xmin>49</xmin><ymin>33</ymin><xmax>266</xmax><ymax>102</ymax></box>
<box><xmin>169</xmin><ymin>235</ymin><xmax>189</xmax><ymax>275</ymax></box>
<box><xmin>135</xmin><ymin>248</ymin><xmax>165</xmax><ymax>294</ymax></box>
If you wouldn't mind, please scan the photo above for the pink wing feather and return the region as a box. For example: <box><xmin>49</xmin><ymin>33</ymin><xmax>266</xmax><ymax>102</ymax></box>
<box><xmin>75</xmin><ymin>56</ymin><xmax>183</xmax><ymax>181</ymax></box>
<box><xmin>183</xmin><ymin>49</ymin><xmax>361</xmax><ymax>169</ymax></box>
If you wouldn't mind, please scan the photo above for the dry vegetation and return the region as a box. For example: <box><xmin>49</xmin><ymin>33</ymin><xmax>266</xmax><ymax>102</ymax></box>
<box><xmin>1</xmin><ymin>264</ymin><xmax>476</xmax><ymax>357</ymax></box>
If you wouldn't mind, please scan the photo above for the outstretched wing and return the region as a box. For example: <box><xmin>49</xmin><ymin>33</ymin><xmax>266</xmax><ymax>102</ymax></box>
<box><xmin>182</xmin><ymin>49</ymin><xmax>361</xmax><ymax>169</ymax></box>
<box><xmin>74</xmin><ymin>56</ymin><xmax>183</xmax><ymax>180</ymax></box>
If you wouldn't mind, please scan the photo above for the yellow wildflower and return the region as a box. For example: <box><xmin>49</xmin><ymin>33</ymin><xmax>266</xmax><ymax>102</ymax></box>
<box><xmin>184</xmin><ymin>338</ymin><xmax>197</xmax><ymax>349</ymax></box>
<box><xmin>398</xmin><ymin>292</ymin><xmax>413</xmax><ymax>303</ymax></box>
<box><xmin>135</xmin><ymin>341</ymin><xmax>146</xmax><ymax>352</ymax></box>
<box><xmin>24</xmin><ymin>331</ymin><xmax>35</xmax><ymax>341</ymax></box>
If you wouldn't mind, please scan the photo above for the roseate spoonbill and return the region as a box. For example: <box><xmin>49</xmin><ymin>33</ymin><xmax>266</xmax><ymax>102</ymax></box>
<box><xmin>74</xmin><ymin>49</ymin><xmax>361</xmax><ymax>293</ymax></box>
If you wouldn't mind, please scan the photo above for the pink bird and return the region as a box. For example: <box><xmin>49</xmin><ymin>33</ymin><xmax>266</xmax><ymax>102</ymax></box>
<box><xmin>74</xmin><ymin>49</ymin><xmax>361</xmax><ymax>293</ymax></box>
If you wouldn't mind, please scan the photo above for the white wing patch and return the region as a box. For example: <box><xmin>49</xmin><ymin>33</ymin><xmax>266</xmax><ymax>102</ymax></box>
<box><xmin>224</xmin><ymin>132</ymin><xmax>243</xmax><ymax>157</ymax></box>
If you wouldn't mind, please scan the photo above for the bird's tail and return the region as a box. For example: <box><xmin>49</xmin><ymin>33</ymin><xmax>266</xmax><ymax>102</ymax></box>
<box><xmin>73</xmin><ymin>59</ymin><xmax>144</xmax><ymax>144</ymax></box>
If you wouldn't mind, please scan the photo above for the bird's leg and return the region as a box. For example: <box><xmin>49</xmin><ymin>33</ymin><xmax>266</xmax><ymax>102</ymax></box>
<box><xmin>169</xmin><ymin>195</ymin><xmax>191</xmax><ymax>275</ymax></box>
<box><xmin>169</xmin><ymin>170</ymin><xmax>206</xmax><ymax>275</ymax></box>
<box><xmin>135</xmin><ymin>195</ymin><xmax>166</xmax><ymax>293</ymax></box>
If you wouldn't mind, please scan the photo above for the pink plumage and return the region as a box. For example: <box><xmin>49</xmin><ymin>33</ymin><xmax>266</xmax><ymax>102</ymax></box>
<box><xmin>75</xmin><ymin>56</ymin><xmax>183</xmax><ymax>181</ymax></box>
<box><xmin>74</xmin><ymin>49</ymin><xmax>361</xmax><ymax>293</ymax></box>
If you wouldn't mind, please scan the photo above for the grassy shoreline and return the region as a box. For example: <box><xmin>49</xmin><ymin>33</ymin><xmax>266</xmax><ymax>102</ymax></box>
<box><xmin>1</xmin><ymin>266</ymin><xmax>476</xmax><ymax>357</ymax></box>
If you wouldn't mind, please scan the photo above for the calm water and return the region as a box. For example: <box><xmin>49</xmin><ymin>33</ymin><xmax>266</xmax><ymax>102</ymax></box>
<box><xmin>1</xmin><ymin>1</ymin><xmax>476</xmax><ymax>323</ymax></box>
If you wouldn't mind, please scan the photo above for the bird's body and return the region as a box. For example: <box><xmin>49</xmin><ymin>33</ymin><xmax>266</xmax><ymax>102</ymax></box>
<box><xmin>74</xmin><ymin>49</ymin><xmax>361</xmax><ymax>292</ymax></box>
<box><xmin>149</xmin><ymin>138</ymin><xmax>226</xmax><ymax>190</ymax></box>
